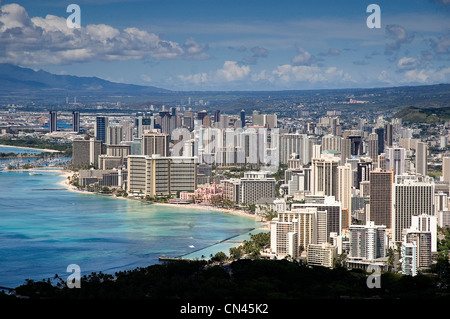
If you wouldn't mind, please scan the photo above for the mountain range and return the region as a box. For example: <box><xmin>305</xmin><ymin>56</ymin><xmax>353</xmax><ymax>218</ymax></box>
<box><xmin>0</xmin><ymin>63</ymin><xmax>169</xmax><ymax>95</ymax></box>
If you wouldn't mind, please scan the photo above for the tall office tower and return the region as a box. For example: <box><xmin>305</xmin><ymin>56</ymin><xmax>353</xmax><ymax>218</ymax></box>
<box><xmin>386</xmin><ymin>147</ymin><xmax>406</xmax><ymax>176</ymax></box>
<box><xmin>240</xmin><ymin>109</ymin><xmax>245</xmax><ymax>128</ymax></box>
<box><xmin>95</xmin><ymin>116</ymin><xmax>109</xmax><ymax>143</ymax></box>
<box><xmin>49</xmin><ymin>111</ymin><xmax>57</xmax><ymax>133</ymax></box>
<box><xmin>239</xmin><ymin>171</ymin><xmax>276</xmax><ymax>205</ymax></box>
<box><xmin>251</xmin><ymin>110</ymin><xmax>264</xmax><ymax>126</ymax></box>
<box><xmin>214</xmin><ymin>110</ymin><xmax>221</xmax><ymax>124</ymax></box>
<box><xmin>443</xmin><ymin>157</ymin><xmax>450</xmax><ymax>183</ymax></box>
<box><xmin>72</xmin><ymin>138</ymin><xmax>102</xmax><ymax>168</ymax></box>
<box><xmin>375</xmin><ymin>127</ymin><xmax>385</xmax><ymax>155</ymax></box>
<box><xmin>202</xmin><ymin>115</ymin><xmax>211</xmax><ymax>128</ymax></box>
<box><xmin>337</xmin><ymin>163</ymin><xmax>352</xmax><ymax>214</ymax></box>
<box><xmin>415</xmin><ymin>142</ymin><xmax>428</xmax><ymax>176</ymax></box>
<box><xmin>384</xmin><ymin>123</ymin><xmax>393</xmax><ymax>147</ymax></box>
<box><xmin>197</xmin><ymin>110</ymin><xmax>207</xmax><ymax>123</ymax></box>
<box><xmin>349</xmin><ymin>221</ymin><xmax>387</xmax><ymax>261</ymax></box>
<box><xmin>183</xmin><ymin>111</ymin><xmax>194</xmax><ymax>129</ymax></box>
<box><xmin>369</xmin><ymin>169</ymin><xmax>394</xmax><ymax>228</ymax></box>
<box><xmin>341</xmin><ymin>138</ymin><xmax>352</xmax><ymax>164</ymax></box>
<box><xmin>265</xmin><ymin>113</ymin><xmax>278</xmax><ymax>128</ymax></box>
<box><xmin>322</xmin><ymin>135</ymin><xmax>341</xmax><ymax>153</ymax></box>
<box><xmin>311</xmin><ymin>155</ymin><xmax>340</xmax><ymax>197</ymax></box>
<box><xmin>292</xmin><ymin>196</ymin><xmax>342</xmax><ymax>243</ymax></box>
<box><xmin>367</xmin><ymin>133</ymin><xmax>379</xmax><ymax>161</ymax></box>
<box><xmin>357</xmin><ymin>157</ymin><xmax>373</xmax><ymax>188</ymax></box>
<box><xmin>142</xmin><ymin>131</ymin><xmax>170</xmax><ymax>157</ymax></box>
<box><xmin>136</xmin><ymin>114</ymin><xmax>154</xmax><ymax>138</ymax></box>
<box><xmin>159</xmin><ymin>111</ymin><xmax>172</xmax><ymax>134</ymax></box>
<box><xmin>107</xmin><ymin>125</ymin><xmax>123</xmax><ymax>145</ymax></box>
<box><xmin>72</xmin><ymin>111</ymin><xmax>80</xmax><ymax>133</ymax></box>
<box><xmin>392</xmin><ymin>175</ymin><xmax>435</xmax><ymax>242</ymax></box>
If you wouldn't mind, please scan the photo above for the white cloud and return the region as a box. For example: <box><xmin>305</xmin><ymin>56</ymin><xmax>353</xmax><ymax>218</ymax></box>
<box><xmin>291</xmin><ymin>47</ymin><xmax>316</xmax><ymax>66</ymax></box>
<box><xmin>397</xmin><ymin>57</ymin><xmax>419</xmax><ymax>70</ymax></box>
<box><xmin>177</xmin><ymin>72</ymin><xmax>209</xmax><ymax>85</ymax></box>
<box><xmin>272</xmin><ymin>64</ymin><xmax>351</xmax><ymax>84</ymax></box>
<box><xmin>215</xmin><ymin>61</ymin><xmax>250</xmax><ymax>81</ymax></box>
<box><xmin>0</xmin><ymin>3</ymin><xmax>209</xmax><ymax>65</ymax></box>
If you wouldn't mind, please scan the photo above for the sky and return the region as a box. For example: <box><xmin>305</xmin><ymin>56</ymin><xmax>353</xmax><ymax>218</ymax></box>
<box><xmin>0</xmin><ymin>0</ymin><xmax>449</xmax><ymax>91</ymax></box>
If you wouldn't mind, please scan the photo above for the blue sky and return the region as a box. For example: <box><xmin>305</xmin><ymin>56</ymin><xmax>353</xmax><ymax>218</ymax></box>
<box><xmin>1</xmin><ymin>0</ymin><xmax>449</xmax><ymax>91</ymax></box>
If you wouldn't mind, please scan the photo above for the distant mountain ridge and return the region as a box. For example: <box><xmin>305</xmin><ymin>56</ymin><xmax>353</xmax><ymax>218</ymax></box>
<box><xmin>392</xmin><ymin>105</ymin><xmax>450</xmax><ymax>123</ymax></box>
<box><xmin>0</xmin><ymin>63</ymin><xmax>169</xmax><ymax>94</ymax></box>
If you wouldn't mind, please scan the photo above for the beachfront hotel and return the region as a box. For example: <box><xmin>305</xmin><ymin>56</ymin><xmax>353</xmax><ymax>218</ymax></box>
<box><xmin>127</xmin><ymin>154</ymin><xmax>197</xmax><ymax>197</ymax></box>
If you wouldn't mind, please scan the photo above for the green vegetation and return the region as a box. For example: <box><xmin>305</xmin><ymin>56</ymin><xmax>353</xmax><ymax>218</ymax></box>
<box><xmin>0</xmin><ymin>137</ymin><xmax>72</xmax><ymax>156</ymax></box>
<box><xmin>392</xmin><ymin>106</ymin><xmax>450</xmax><ymax>124</ymax></box>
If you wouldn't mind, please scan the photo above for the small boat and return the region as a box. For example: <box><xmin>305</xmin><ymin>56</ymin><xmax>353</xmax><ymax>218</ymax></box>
<box><xmin>189</xmin><ymin>245</ymin><xmax>195</xmax><ymax>248</ymax></box>
<box><xmin>29</xmin><ymin>172</ymin><xmax>42</xmax><ymax>175</ymax></box>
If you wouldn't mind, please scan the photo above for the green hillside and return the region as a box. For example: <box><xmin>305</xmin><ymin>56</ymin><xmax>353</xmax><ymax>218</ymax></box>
<box><xmin>392</xmin><ymin>106</ymin><xmax>450</xmax><ymax>123</ymax></box>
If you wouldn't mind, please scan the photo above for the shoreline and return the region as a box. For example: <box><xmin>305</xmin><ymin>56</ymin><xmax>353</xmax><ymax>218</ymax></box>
<box><xmin>0</xmin><ymin>144</ymin><xmax>61</xmax><ymax>153</ymax></box>
<box><xmin>55</xmin><ymin>169</ymin><xmax>269</xmax><ymax>229</ymax></box>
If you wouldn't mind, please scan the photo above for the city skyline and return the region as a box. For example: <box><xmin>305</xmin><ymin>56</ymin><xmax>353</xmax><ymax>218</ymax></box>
<box><xmin>0</xmin><ymin>0</ymin><xmax>449</xmax><ymax>91</ymax></box>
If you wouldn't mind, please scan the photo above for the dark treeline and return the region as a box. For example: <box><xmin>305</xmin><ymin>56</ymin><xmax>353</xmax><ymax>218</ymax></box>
<box><xmin>2</xmin><ymin>258</ymin><xmax>450</xmax><ymax>300</ymax></box>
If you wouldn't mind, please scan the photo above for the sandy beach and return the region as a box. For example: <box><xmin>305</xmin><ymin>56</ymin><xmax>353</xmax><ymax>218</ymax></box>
<box><xmin>0</xmin><ymin>144</ymin><xmax>61</xmax><ymax>153</ymax></box>
<box><xmin>55</xmin><ymin>169</ymin><xmax>269</xmax><ymax>229</ymax></box>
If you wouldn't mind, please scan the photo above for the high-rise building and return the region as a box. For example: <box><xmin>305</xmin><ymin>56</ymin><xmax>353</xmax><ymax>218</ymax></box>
<box><xmin>280</xmin><ymin>133</ymin><xmax>310</xmax><ymax>165</ymax></box>
<box><xmin>72</xmin><ymin>111</ymin><xmax>80</xmax><ymax>133</ymax></box>
<box><xmin>127</xmin><ymin>155</ymin><xmax>197</xmax><ymax>196</ymax></box>
<box><xmin>386</xmin><ymin>147</ymin><xmax>406</xmax><ymax>176</ymax></box>
<box><xmin>375</xmin><ymin>127</ymin><xmax>385</xmax><ymax>155</ymax></box>
<box><xmin>392</xmin><ymin>175</ymin><xmax>435</xmax><ymax>242</ymax></box>
<box><xmin>292</xmin><ymin>195</ymin><xmax>342</xmax><ymax>243</ymax></box>
<box><xmin>349</xmin><ymin>221</ymin><xmax>387</xmax><ymax>261</ymax></box>
<box><xmin>415</xmin><ymin>142</ymin><xmax>428</xmax><ymax>176</ymax></box>
<box><xmin>240</xmin><ymin>109</ymin><xmax>245</xmax><ymax>128</ymax></box>
<box><xmin>369</xmin><ymin>169</ymin><xmax>394</xmax><ymax>228</ymax></box>
<box><xmin>443</xmin><ymin>157</ymin><xmax>450</xmax><ymax>183</ymax></box>
<box><xmin>239</xmin><ymin>171</ymin><xmax>276</xmax><ymax>205</ymax></box>
<box><xmin>107</xmin><ymin>125</ymin><xmax>123</xmax><ymax>145</ymax></box>
<box><xmin>142</xmin><ymin>131</ymin><xmax>170</xmax><ymax>157</ymax></box>
<box><xmin>214</xmin><ymin>110</ymin><xmax>221</xmax><ymax>124</ymax></box>
<box><xmin>307</xmin><ymin>243</ymin><xmax>337</xmax><ymax>268</ymax></box>
<box><xmin>49</xmin><ymin>111</ymin><xmax>57</xmax><ymax>133</ymax></box>
<box><xmin>357</xmin><ymin>157</ymin><xmax>373</xmax><ymax>189</ymax></box>
<box><xmin>95</xmin><ymin>116</ymin><xmax>109</xmax><ymax>143</ymax></box>
<box><xmin>136</xmin><ymin>114</ymin><xmax>154</xmax><ymax>138</ymax></box>
<box><xmin>410</xmin><ymin>214</ymin><xmax>437</xmax><ymax>252</ymax></box>
<box><xmin>384</xmin><ymin>123</ymin><xmax>393</xmax><ymax>148</ymax></box>
<box><xmin>341</xmin><ymin>138</ymin><xmax>352</xmax><ymax>164</ymax></box>
<box><xmin>322</xmin><ymin>135</ymin><xmax>341</xmax><ymax>153</ymax></box>
<box><xmin>311</xmin><ymin>154</ymin><xmax>339</xmax><ymax>197</ymax></box>
<box><xmin>337</xmin><ymin>163</ymin><xmax>352</xmax><ymax>214</ymax></box>
<box><xmin>367</xmin><ymin>133</ymin><xmax>378</xmax><ymax>161</ymax></box>
<box><xmin>72</xmin><ymin>138</ymin><xmax>102</xmax><ymax>168</ymax></box>
<box><xmin>183</xmin><ymin>111</ymin><xmax>194</xmax><ymax>129</ymax></box>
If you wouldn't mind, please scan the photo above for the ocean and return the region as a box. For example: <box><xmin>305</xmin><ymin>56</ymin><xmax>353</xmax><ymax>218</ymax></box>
<box><xmin>0</xmin><ymin>169</ymin><xmax>262</xmax><ymax>288</ymax></box>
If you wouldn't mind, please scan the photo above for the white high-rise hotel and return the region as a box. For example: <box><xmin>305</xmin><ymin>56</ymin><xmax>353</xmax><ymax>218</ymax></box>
<box><xmin>392</xmin><ymin>175</ymin><xmax>435</xmax><ymax>242</ymax></box>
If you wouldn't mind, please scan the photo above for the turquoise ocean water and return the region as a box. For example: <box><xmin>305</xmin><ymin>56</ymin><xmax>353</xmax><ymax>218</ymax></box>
<box><xmin>0</xmin><ymin>169</ymin><xmax>262</xmax><ymax>288</ymax></box>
